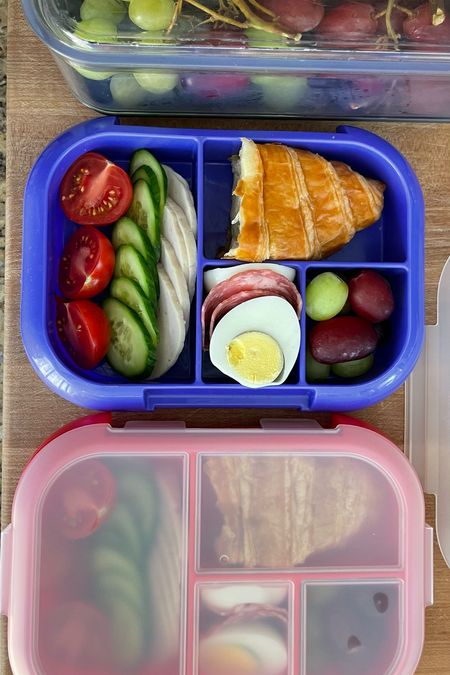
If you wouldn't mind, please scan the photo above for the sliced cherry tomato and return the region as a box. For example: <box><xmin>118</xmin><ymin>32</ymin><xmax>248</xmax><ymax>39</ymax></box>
<box><xmin>60</xmin><ymin>152</ymin><xmax>133</xmax><ymax>226</ymax></box>
<box><xmin>40</xmin><ymin>602</ymin><xmax>111</xmax><ymax>672</ymax></box>
<box><xmin>56</xmin><ymin>298</ymin><xmax>110</xmax><ymax>369</ymax></box>
<box><xmin>50</xmin><ymin>459</ymin><xmax>116</xmax><ymax>539</ymax></box>
<box><xmin>59</xmin><ymin>226</ymin><xmax>115</xmax><ymax>299</ymax></box>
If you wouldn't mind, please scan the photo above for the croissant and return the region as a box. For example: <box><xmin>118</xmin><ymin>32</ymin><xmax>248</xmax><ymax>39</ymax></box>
<box><xmin>225</xmin><ymin>139</ymin><xmax>385</xmax><ymax>262</ymax></box>
<box><xmin>204</xmin><ymin>455</ymin><xmax>376</xmax><ymax>568</ymax></box>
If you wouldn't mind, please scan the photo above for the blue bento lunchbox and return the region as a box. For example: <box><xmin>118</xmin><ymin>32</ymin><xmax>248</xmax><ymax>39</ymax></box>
<box><xmin>21</xmin><ymin>117</ymin><xmax>424</xmax><ymax>411</ymax></box>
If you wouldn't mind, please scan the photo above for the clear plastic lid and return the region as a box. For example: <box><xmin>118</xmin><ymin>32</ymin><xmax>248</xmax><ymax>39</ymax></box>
<box><xmin>406</xmin><ymin>255</ymin><xmax>450</xmax><ymax>568</ymax></box>
<box><xmin>21</xmin><ymin>0</ymin><xmax>450</xmax><ymax>72</ymax></box>
<box><xmin>1</xmin><ymin>417</ymin><xmax>432</xmax><ymax>674</ymax></box>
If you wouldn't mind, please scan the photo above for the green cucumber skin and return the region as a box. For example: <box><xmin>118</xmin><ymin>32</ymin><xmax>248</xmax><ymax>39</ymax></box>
<box><xmin>110</xmin><ymin>277</ymin><xmax>159</xmax><ymax>349</ymax></box>
<box><xmin>127</xmin><ymin>180</ymin><xmax>161</xmax><ymax>261</ymax></box>
<box><xmin>103</xmin><ymin>297</ymin><xmax>155</xmax><ymax>378</ymax></box>
<box><xmin>114</xmin><ymin>244</ymin><xmax>158</xmax><ymax>307</ymax></box>
<box><xmin>129</xmin><ymin>148</ymin><xmax>167</xmax><ymax>213</ymax></box>
<box><xmin>111</xmin><ymin>217</ymin><xmax>156</xmax><ymax>267</ymax></box>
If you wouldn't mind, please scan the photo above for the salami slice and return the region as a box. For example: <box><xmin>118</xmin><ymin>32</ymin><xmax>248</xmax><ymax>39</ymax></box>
<box><xmin>201</xmin><ymin>270</ymin><xmax>302</xmax><ymax>349</ymax></box>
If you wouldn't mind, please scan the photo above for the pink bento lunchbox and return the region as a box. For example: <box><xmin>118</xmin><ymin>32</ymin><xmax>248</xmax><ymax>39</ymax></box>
<box><xmin>0</xmin><ymin>415</ymin><xmax>433</xmax><ymax>675</ymax></box>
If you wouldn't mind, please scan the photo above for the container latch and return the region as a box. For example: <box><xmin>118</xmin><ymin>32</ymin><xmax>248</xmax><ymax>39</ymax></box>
<box><xmin>405</xmin><ymin>256</ymin><xmax>450</xmax><ymax>568</ymax></box>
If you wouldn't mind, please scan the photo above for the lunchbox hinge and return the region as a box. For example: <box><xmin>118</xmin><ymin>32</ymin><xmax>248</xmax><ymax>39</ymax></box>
<box><xmin>0</xmin><ymin>525</ymin><xmax>13</xmax><ymax>616</ymax></box>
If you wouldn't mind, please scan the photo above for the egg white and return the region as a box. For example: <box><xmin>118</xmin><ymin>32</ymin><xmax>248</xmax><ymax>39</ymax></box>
<box><xmin>209</xmin><ymin>296</ymin><xmax>301</xmax><ymax>388</ymax></box>
<box><xmin>202</xmin><ymin>584</ymin><xmax>288</xmax><ymax>613</ymax></box>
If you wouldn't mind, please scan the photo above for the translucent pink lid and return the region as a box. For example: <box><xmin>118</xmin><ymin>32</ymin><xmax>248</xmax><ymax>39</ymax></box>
<box><xmin>0</xmin><ymin>417</ymin><xmax>432</xmax><ymax>675</ymax></box>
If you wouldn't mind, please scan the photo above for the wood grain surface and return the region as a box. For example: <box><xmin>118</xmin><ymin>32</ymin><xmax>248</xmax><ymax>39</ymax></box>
<box><xmin>3</xmin><ymin>0</ymin><xmax>450</xmax><ymax>671</ymax></box>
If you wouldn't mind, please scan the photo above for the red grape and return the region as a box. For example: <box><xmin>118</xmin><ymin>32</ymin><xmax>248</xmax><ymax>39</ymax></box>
<box><xmin>309</xmin><ymin>315</ymin><xmax>378</xmax><ymax>364</ymax></box>
<box><xmin>349</xmin><ymin>270</ymin><xmax>394</xmax><ymax>322</ymax></box>
<box><xmin>181</xmin><ymin>73</ymin><xmax>250</xmax><ymax>99</ymax></box>
<box><xmin>403</xmin><ymin>3</ymin><xmax>450</xmax><ymax>45</ymax></box>
<box><xmin>317</xmin><ymin>2</ymin><xmax>377</xmax><ymax>42</ymax></box>
<box><xmin>260</xmin><ymin>0</ymin><xmax>325</xmax><ymax>33</ymax></box>
<box><xmin>407</xmin><ymin>77</ymin><xmax>450</xmax><ymax>115</ymax></box>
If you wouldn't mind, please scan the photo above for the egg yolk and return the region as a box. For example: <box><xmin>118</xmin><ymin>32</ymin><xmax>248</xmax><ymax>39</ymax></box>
<box><xmin>199</xmin><ymin>643</ymin><xmax>259</xmax><ymax>675</ymax></box>
<box><xmin>226</xmin><ymin>331</ymin><xmax>284</xmax><ymax>385</ymax></box>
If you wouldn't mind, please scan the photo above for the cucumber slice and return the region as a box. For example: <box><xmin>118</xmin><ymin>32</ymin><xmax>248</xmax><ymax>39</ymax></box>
<box><xmin>118</xmin><ymin>471</ymin><xmax>159</xmax><ymax>545</ymax></box>
<box><xmin>102</xmin><ymin>503</ymin><xmax>142</xmax><ymax>562</ymax></box>
<box><xmin>127</xmin><ymin>179</ymin><xmax>160</xmax><ymax>259</ymax></box>
<box><xmin>114</xmin><ymin>244</ymin><xmax>158</xmax><ymax>305</ymax></box>
<box><xmin>95</xmin><ymin>571</ymin><xmax>145</xmax><ymax>620</ymax></box>
<box><xmin>112</xmin><ymin>217</ymin><xmax>156</xmax><ymax>266</ymax></box>
<box><xmin>101</xmin><ymin>597</ymin><xmax>146</xmax><ymax>670</ymax></box>
<box><xmin>131</xmin><ymin>166</ymin><xmax>162</xmax><ymax>221</ymax></box>
<box><xmin>103</xmin><ymin>297</ymin><xmax>156</xmax><ymax>378</ymax></box>
<box><xmin>110</xmin><ymin>277</ymin><xmax>159</xmax><ymax>349</ymax></box>
<box><xmin>129</xmin><ymin>149</ymin><xmax>167</xmax><ymax>217</ymax></box>
<box><xmin>91</xmin><ymin>546</ymin><xmax>141</xmax><ymax>581</ymax></box>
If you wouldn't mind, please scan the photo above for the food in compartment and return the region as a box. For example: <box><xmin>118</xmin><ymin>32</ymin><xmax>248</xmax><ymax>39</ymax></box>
<box><xmin>202</xmin><ymin>585</ymin><xmax>288</xmax><ymax>614</ymax></box>
<box><xmin>56</xmin><ymin>298</ymin><xmax>111</xmax><ymax>370</ymax></box>
<box><xmin>348</xmin><ymin>269</ymin><xmax>395</xmax><ymax>323</ymax></box>
<box><xmin>306</xmin><ymin>270</ymin><xmax>394</xmax><ymax>380</ymax></box>
<box><xmin>198</xmin><ymin>584</ymin><xmax>289</xmax><ymax>675</ymax></box>
<box><xmin>305</xmin><ymin>584</ymin><xmax>399</xmax><ymax>674</ymax></box>
<box><xmin>224</xmin><ymin>139</ymin><xmax>384</xmax><ymax>262</ymax></box>
<box><xmin>309</xmin><ymin>315</ymin><xmax>379</xmax><ymax>365</ymax></box>
<box><xmin>40</xmin><ymin>461</ymin><xmax>184</xmax><ymax>673</ymax></box>
<box><xmin>56</xmin><ymin>148</ymin><xmax>197</xmax><ymax>378</ymax></box>
<box><xmin>204</xmin><ymin>263</ymin><xmax>296</xmax><ymax>293</ymax></box>
<box><xmin>198</xmin><ymin>621</ymin><xmax>288</xmax><ymax>675</ymax></box>
<box><xmin>202</xmin><ymin>265</ymin><xmax>301</xmax><ymax>387</ymax></box>
<box><xmin>59</xmin><ymin>151</ymin><xmax>133</xmax><ymax>226</ymax></box>
<box><xmin>59</xmin><ymin>225</ymin><xmax>115</xmax><ymax>300</ymax></box>
<box><xmin>203</xmin><ymin>455</ymin><xmax>376</xmax><ymax>568</ymax></box>
<box><xmin>306</xmin><ymin>271</ymin><xmax>349</xmax><ymax>321</ymax></box>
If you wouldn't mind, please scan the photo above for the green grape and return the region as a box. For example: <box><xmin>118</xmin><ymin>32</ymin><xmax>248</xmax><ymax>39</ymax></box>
<box><xmin>71</xmin><ymin>63</ymin><xmax>114</xmax><ymax>80</ymax></box>
<box><xmin>110</xmin><ymin>74</ymin><xmax>148</xmax><ymax>107</ymax></box>
<box><xmin>306</xmin><ymin>349</ymin><xmax>331</xmax><ymax>382</ymax></box>
<box><xmin>75</xmin><ymin>18</ymin><xmax>118</xmax><ymax>42</ymax></box>
<box><xmin>133</xmin><ymin>71</ymin><xmax>178</xmax><ymax>94</ymax></box>
<box><xmin>305</xmin><ymin>272</ymin><xmax>349</xmax><ymax>322</ymax></box>
<box><xmin>128</xmin><ymin>0</ymin><xmax>175</xmax><ymax>31</ymax></box>
<box><xmin>246</xmin><ymin>28</ymin><xmax>291</xmax><ymax>48</ymax></box>
<box><xmin>80</xmin><ymin>0</ymin><xmax>126</xmax><ymax>25</ymax></box>
<box><xmin>137</xmin><ymin>30</ymin><xmax>169</xmax><ymax>44</ymax></box>
<box><xmin>332</xmin><ymin>354</ymin><xmax>374</xmax><ymax>378</ymax></box>
<box><xmin>251</xmin><ymin>74</ymin><xmax>308</xmax><ymax>110</ymax></box>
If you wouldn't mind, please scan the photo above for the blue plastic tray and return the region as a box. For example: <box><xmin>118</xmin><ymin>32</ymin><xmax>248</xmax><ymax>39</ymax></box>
<box><xmin>21</xmin><ymin>117</ymin><xmax>424</xmax><ymax>411</ymax></box>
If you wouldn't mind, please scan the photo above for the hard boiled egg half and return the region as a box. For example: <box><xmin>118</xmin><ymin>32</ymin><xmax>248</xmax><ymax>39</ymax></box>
<box><xmin>209</xmin><ymin>296</ymin><xmax>300</xmax><ymax>388</ymax></box>
<box><xmin>199</xmin><ymin>621</ymin><xmax>288</xmax><ymax>675</ymax></box>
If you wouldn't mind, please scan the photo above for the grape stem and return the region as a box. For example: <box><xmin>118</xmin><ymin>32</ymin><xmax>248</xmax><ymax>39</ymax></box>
<box><xmin>231</xmin><ymin>0</ymin><xmax>301</xmax><ymax>38</ymax></box>
<box><xmin>375</xmin><ymin>0</ymin><xmax>413</xmax><ymax>46</ymax></box>
<box><xmin>429</xmin><ymin>0</ymin><xmax>446</xmax><ymax>25</ymax></box>
<box><xmin>166</xmin><ymin>0</ymin><xmax>301</xmax><ymax>39</ymax></box>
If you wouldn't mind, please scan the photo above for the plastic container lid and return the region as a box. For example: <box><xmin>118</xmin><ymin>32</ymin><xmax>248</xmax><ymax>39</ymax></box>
<box><xmin>0</xmin><ymin>416</ymin><xmax>432</xmax><ymax>674</ymax></box>
<box><xmin>406</xmin><ymin>254</ymin><xmax>450</xmax><ymax>567</ymax></box>
<box><xmin>20</xmin><ymin>0</ymin><xmax>450</xmax><ymax>75</ymax></box>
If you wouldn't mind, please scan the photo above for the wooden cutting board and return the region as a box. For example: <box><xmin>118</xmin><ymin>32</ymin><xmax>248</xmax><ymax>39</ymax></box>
<box><xmin>3</xmin><ymin>0</ymin><xmax>450</xmax><ymax>671</ymax></box>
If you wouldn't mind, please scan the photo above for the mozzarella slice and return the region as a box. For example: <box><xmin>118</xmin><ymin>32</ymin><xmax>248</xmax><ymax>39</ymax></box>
<box><xmin>166</xmin><ymin>197</ymin><xmax>197</xmax><ymax>300</ymax></box>
<box><xmin>163</xmin><ymin>164</ymin><xmax>197</xmax><ymax>236</ymax></box>
<box><xmin>150</xmin><ymin>265</ymin><xmax>186</xmax><ymax>379</ymax></box>
<box><xmin>160</xmin><ymin>236</ymin><xmax>191</xmax><ymax>326</ymax></box>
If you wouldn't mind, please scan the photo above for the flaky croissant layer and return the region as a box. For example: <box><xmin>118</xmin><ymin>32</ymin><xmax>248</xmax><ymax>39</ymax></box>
<box><xmin>225</xmin><ymin>139</ymin><xmax>385</xmax><ymax>262</ymax></box>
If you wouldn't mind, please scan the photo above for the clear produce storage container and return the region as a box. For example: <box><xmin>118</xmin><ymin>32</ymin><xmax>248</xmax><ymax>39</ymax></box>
<box><xmin>21</xmin><ymin>118</ymin><xmax>424</xmax><ymax>411</ymax></box>
<box><xmin>0</xmin><ymin>416</ymin><xmax>435</xmax><ymax>674</ymax></box>
<box><xmin>19</xmin><ymin>0</ymin><xmax>450</xmax><ymax>118</ymax></box>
